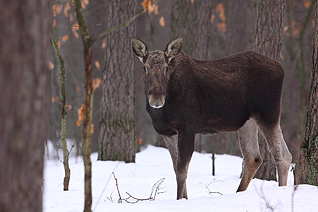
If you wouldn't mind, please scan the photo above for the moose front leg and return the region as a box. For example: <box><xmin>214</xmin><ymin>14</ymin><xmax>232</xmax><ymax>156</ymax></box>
<box><xmin>176</xmin><ymin>129</ymin><xmax>195</xmax><ymax>200</ymax></box>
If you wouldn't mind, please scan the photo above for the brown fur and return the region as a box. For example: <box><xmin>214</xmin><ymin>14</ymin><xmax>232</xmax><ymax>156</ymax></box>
<box><xmin>131</xmin><ymin>37</ymin><xmax>292</xmax><ymax>200</ymax></box>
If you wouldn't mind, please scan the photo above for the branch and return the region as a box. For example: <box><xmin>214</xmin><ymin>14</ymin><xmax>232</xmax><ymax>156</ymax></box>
<box><xmin>91</xmin><ymin>8</ymin><xmax>145</xmax><ymax>43</ymax></box>
<box><xmin>205</xmin><ymin>181</ymin><xmax>223</xmax><ymax>196</ymax></box>
<box><xmin>112</xmin><ymin>172</ymin><xmax>165</xmax><ymax>204</ymax></box>
<box><xmin>299</xmin><ymin>0</ymin><xmax>315</xmax><ymax>41</ymax></box>
<box><xmin>51</xmin><ymin>0</ymin><xmax>72</xmax><ymax>5</ymax></box>
<box><xmin>291</xmin><ymin>185</ymin><xmax>299</xmax><ymax>212</ymax></box>
<box><xmin>254</xmin><ymin>183</ymin><xmax>281</xmax><ymax>211</ymax></box>
<box><xmin>90</xmin><ymin>0</ymin><xmax>162</xmax><ymax>43</ymax></box>
<box><xmin>74</xmin><ymin>0</ymin><xmax>92</xmax><ymax>47</ymax></box>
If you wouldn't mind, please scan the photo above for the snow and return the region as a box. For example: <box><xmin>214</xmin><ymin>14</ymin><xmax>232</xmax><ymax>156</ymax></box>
<box><xmin>44</xmin><ymin>144</ymin><xmax>318</xmax><ymax>212</ymax></box>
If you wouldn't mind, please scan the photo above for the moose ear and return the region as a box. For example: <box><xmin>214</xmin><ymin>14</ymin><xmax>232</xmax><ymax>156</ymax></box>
<box><xmin>131</xmin><ymin>37</ymin><xmax>148</xmax><ymax>63</ymax></box>
<box><xmin>164</xmin><ymin>36</ymin><xmax>183</xmax><ymax>62</ymax></box>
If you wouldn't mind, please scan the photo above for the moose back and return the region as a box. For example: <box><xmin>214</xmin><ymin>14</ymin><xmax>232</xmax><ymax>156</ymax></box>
<box><xmin>131</xmin><ymin>36</ymin><xmax>292</xmax><ymax>200</ymax></box>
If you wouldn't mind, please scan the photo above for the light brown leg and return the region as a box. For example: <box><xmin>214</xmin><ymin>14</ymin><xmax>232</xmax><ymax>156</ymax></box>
<box><xmin>237</xmin><ymin>118</ymin><xmax>263</xmax><ymax>192</ymax></box>
<box><xmin>258</xmin><ymin>124</ymin><xmax>292</xmax><ymax>186</ymax></box>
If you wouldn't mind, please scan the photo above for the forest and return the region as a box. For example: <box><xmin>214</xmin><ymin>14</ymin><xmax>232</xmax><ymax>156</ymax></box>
<box><xmin>1</xmin><ymin>0</ymin><xmax>318</xmax><ymax>211</ymax></box>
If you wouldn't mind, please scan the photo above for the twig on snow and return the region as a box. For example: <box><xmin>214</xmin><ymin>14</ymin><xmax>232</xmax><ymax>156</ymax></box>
<box><xmin>112</xmin><ymin>172</ymin><xmax>165</xmax><ymax>204</ymax></box>
<box><xmin>205</xmin><ymin>180</ymin><xmax>223</xmax><ymax>196</ymax></box>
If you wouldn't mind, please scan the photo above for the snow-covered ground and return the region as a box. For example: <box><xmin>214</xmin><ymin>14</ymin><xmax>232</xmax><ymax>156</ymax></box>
<box><xmin>44</xmin><ymin>144</ymin><xmax>318</xmax><ymax>212</ymax></box>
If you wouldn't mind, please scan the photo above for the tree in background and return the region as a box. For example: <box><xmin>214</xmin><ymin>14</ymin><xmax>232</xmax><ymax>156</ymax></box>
<box><xmin>253</xmin><ymin>0</ymin><xmax>286</xmax><ymax>181</ymax></box>
<box><xmin>281</xmin><ymin>0</ymin><xmax>315</xmax><ymax>156</ymax></box>
<box><xmin>0</xmin><ymin>1</ymin><xmax>50</xmax><ymax>211</ymax></box>
<box><xmin>51</xmin><ymin>29</ymin><xmax>71</xmax><ymax>191</ymax></box>
<box><xmin>295</xmin><ymin>0</ymin><xmax>318</xmax><ymax>186</ymax></box>
<box><xmin>98</xmin><ymin>0</ymin><xmax>137</xmax><ymax>162</ymax></box>
<box><xmin>171</xmin><ymin>0</ymin><xmax>213</xmax><ymax>59</ymax></box>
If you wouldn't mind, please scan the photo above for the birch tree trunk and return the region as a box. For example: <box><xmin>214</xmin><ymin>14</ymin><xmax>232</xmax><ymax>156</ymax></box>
<box><xmin>253</xmin><ymin>0</ymin><xmax>286</xmax><ymax>181</ymax></box>
<box><xmin>0</xmin><ymin>1</ymin><xmax>50</xmax><ymax>211</ymax></box>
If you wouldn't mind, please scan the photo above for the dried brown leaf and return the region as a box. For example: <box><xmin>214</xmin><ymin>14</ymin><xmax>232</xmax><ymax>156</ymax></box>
<box><xmin>64</xmin><ymin>2</ymin><xmax>71</xmax><ymax>17</ymax></box>
<box><xmin>95</xmin><ymin>60</ymin><xmax>101</xmax><ymax>71</ymax></box>
<box><xmin>92</xmin><ymin>78</ymin><xmax>102</xmax><ymax>90</ymax></box>
<box><xmin>53</xmin><ymin>4</ymin><xmax>63</xmax><ymax>16</ymax></box>
<box><xmin>48</xmin><ymin>61</ymin><xmax>54</xmax><ymax>70</ymax></box>
<box><xmin>52</xmin><ymin>96</ymin><xmax>59</xmax><ymax>103</ymax></box>
<box><xmin>52</xmin><ymin>19</ymin><xmax>56</xmax><ymax>27</ymax></box>
<box><xmin>141</xmin><ymin>0</ymin><xmax>156</xmax><ymax>14</ymax></box>
<box><xmin>217</xmin><ymin>23</ymin><xmax>226</xmax><ymax>32</ymax></box>
<box><xmin>77</xmin><ymin>104</ymin><xmax>85</xmax><ymax>126</ymax></box>
<box><xmin>101</xmin><ymin>38</ymin><xmax>106</xmax><ymax>49</ymax></box>
<box><xmin>72</xmin><ymin>23</ymin><xmax>79</xmax><ymax>38</ymax></box>
<box><xmin>210</xmin><ymin>13</ymin><xmax>215</xmax><ymax>24</ymax></box>
<box><xmin>159</xmin><ymin>16</ymin><xmax>165</xmax><ymax>27</ymax></box>
<box><xmin>62</xmin><ymin>35</ymin><xmax>69</xmax><ymax>42</ymax></box>
<box><xmin>90</xmin><ymin>124</ymin><xmax>94</xmax><ymax>134</ymax></box>
<box><xmin>216</xmin><ymin>3</ymin><xmax>223</xmax><ymax>13</ymax></box>
<box><xmin>303</xmin><ymin>0</ymin><xmax>312</xmax><ymax>8</ymax></box>
<box><xmin>154</xmin><ymin>5</ymin><xmax>159</xmax><ymax>15</ymax></box>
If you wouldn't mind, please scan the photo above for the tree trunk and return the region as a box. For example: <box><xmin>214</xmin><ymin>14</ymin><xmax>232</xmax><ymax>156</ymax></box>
<box><xmin>50</xmin><ymin>28</ymin><xmax>71</xmax><ymax>191</ymax></box>
<box><xmin>226</xmin><ymin>0</ymin><xmax>249</xmax><ymax>55</ymax></box>
<box><xmin>171</xmin><ymin>0</ymin><xmax>213</xmax><ymax>60</ymax></box>
<box><xmin>171</xmin><ymin>0</ymin><xmax>213</xmax><ymax>152</ymax></box>
<box><xmin>253</xmin><ymin>0</ymin><xmax>286</xmax><ymax>181</ymax></box>
<box><xmin>295</xmin><ymin>0</ymin><xmax>318</xmax><ymax>185</ymax></box>
<box><xmin>74</xmin><ymin>0</ymin><xmax>94</xmax><ymax>211</ymax></box>
<box><xmin>0</xmin><ymin>1</ymin><xmax>50</xmax><ymax>212</ymax></box>
<box><xmin>98</xmin><ymin>0</ymin><xmax>137</xmax><ymax>162</ymax></box>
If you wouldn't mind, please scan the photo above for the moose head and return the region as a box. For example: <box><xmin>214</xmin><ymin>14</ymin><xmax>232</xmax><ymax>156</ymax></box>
<box><xmin>131</xmin><ymin>36</ymin><xmax>183</xmax><ymax>109</ymax></box>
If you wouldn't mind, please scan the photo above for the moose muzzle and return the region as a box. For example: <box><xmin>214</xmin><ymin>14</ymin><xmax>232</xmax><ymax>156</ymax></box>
<box><xmin>148</xmin><ymin>94</ymin><xmax>165</xmax><ymax>108</ymax></box>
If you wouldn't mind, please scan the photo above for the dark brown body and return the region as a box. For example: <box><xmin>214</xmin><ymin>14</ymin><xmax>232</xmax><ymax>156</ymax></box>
<box><xmin>147</xmin><ymin>51</ymin><xmax>283</xmax><ymax>136</ymax></box>
<box><xmin>132</xmin><ymin>37</ymin><xmax>292</xmax><ymax>200</ymax></box>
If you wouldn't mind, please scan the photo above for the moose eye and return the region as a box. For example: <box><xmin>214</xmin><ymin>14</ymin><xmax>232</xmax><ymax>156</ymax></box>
<box><xmin>165</xmin><ymin>67</ymin><xmax>168</xmax><ymax>74</ymax></box>
<box><xmin>143</xmin><ymin>67</ymin><xmax>147</xmax><ymax>73</ymax></box>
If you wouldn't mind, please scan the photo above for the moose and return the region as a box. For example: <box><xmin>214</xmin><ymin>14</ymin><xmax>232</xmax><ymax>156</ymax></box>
<box><xmin>131</xmin><ymin>36</ymin><xmax>292</xmax><ymax>200</ymax></box>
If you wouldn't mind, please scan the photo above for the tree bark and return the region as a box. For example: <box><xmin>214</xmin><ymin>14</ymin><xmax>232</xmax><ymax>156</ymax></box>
<box><xmin>253</xmin><ymin>0</ymin><xmax>286</xmax><ymax>181</ymax></box>
<box><xmin>226</xmin><ymin>0</ymin><xmax>249</xmax><ymax>55</ymax></box>
<box><xmin>295</xmin><ymin>0</ymin><xmax>318</xmax><ymax>185</ymax></box>
<box><xmin>171</xmin><ymin>0</ymin><xmax>213</xmax><ymax>60</ymax></box>
<box><xmin>98</xmin><ymin>0</ymin><xmax>137</xmax><ymax>162</ymax></box>
<box><xmin>0</xmin><ymin>1</ymin><xmax>50</xmax><ymax>211</ymax></box>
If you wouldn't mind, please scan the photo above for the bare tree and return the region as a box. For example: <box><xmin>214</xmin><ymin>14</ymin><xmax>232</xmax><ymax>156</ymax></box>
<box><xmin>253</xmin><ymin>0</ymin><xmax>286</xmax><ymax>181</ymax></box>
<box><xmin>295</xmin><ymin>0</ymin><xmax>318</xmax><ymax>185</ymax></box>
<box><xmin>51</xmin><ymin>27</ymin><xmax>71</xmax><ymax>191</ymax></box>
<box><xmin>0</xmin><ymin>1</ymin><xmax>50</xmax><ymax>211</ymax></box>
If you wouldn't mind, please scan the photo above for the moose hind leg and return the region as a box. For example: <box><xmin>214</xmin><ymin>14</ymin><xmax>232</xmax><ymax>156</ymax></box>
<box><xmin>237</xmin><ymin>118</ymin><xmax>263</xmax><ymax>192</ymax></box>
<box><xmin>258</xmin><ymin>123</ymin><xmax>292</xmax><ymax>186</ymax></box>
<box><xmin>163</xmin><ymin>134</ymin><xmax>188</xmax><ymax>199</ymax></box>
